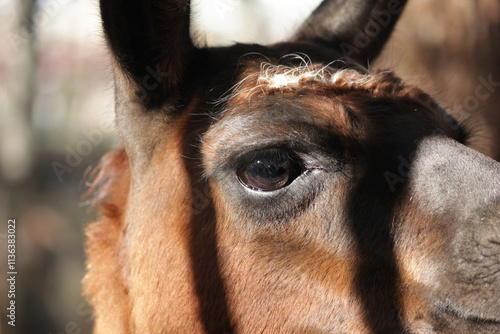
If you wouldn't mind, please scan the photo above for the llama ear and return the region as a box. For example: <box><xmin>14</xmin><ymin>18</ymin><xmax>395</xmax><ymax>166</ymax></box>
<box><xmin>100</xmin><ymin>0</ymin><xmax>195</xmax><ymax>108</ymax></box>
<box><xmin>294</xmin><ymin>0</ymin><xmax>408</xmax><ymax>67</ymax></box>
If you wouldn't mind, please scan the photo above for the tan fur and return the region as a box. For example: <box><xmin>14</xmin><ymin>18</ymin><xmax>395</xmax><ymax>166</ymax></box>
<box><xmin>83</xmin><ymin>149</ymin><xmax>132</xmax><ymax>333</ymax></box>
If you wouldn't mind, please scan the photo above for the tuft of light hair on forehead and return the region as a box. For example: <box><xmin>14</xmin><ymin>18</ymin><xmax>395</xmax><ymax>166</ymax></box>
<box><xmin>257</xmin><ymin>54</ymin><xmax>378</xmax><ymax>91</ymax></box>
<box><xmin>216</xmin><ymin>53</ymin><xmax>384</xmax><ymax>104</ymax></box>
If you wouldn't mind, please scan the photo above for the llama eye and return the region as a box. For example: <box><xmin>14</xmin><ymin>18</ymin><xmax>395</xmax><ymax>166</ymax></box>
<box><xmin>237</xmin><ymin>155</ymin><xmax>301</xmax><ymax>192</ymax></box>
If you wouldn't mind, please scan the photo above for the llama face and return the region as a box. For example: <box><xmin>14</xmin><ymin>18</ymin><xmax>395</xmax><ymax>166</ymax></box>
<box><xmin>84</xmin><ymin>1</ymin><xmax>500</xmax><ymax>333</ymax></box>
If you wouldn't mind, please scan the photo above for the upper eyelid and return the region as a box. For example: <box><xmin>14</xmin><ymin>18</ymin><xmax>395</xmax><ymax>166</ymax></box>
<box><xmin>205</xmin><ymin>145</ymin><xmax>305</xmax><ymax>180</ymax></box>
<box><xmin>206</xmin><ymin>140</ymin><xmax>343</xmax><ymax>178</ymax></box>
<box><xmin>233</xmin><ymin>147</ymin><xmax>303</xmax><ymax>170</ymax></box>
<box><xmin>203</xmin><ymin>124</ymin><xmax>344</xmax><ymax>179</ymax></box>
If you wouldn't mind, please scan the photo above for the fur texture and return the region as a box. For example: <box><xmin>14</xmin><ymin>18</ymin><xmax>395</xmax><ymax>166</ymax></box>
<box><xmin>85</xmin><ymin>0</ymin><xmax>500</xmax><ymax>333</ymax></box>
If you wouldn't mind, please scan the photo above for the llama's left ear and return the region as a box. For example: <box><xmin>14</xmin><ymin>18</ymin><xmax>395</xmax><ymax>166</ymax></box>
<box><xmin>293</xmin><ymin>0</ymin><xmax>408</xmax><ymax>67</ymax></box>
<box><xmin>100</xmin><ymin>0</ymin><xmax>195</xmax><ymax>108</ymax></box>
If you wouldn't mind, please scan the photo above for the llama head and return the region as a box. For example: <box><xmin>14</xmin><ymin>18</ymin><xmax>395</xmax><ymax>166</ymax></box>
<box><xmin>84</xmin><ymin>1</ymin><xmax>500</xmax><ymax>332</ymax></box>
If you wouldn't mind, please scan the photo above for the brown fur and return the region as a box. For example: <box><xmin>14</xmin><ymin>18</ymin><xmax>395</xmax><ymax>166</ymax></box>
<box><xmin>84</xmin><ymin>149</ymin><xmax>131</xmax><ymax>332</ymax></box>
<box><xmin>85</xmin><ymin>1</ymin><xmax>500</xmax><ymax>333</ymax></box>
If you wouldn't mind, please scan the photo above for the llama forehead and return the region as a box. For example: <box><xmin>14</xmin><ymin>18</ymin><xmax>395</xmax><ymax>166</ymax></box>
<box><xmin>223</xmin><ymin>58</ymin><xmax>388</xmax><ymax>105</ymax></box>
<box><xmin>211</xmin><ymin>54</ymin><xmax>455</xmax><ymax>147</ymax></box>
<box><xmin>257</xmin><ymin>63</ymin><xmax>377</xmax><ymax>89</ymax></box>
<box><xmin>221</xmin><ymin>58</ymin><xmax>443</xmax><ymax>122</ymax></box>
<box><xmin>210</xmin><ymin>61</ymin><xmax>459</xmax><ymax>159</ymax></box>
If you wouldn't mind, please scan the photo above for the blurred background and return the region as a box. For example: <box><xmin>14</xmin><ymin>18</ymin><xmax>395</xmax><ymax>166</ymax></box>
<box><xmin>0</xmin><ymin>1</ymin><xmax>115</xmax><ymax>333</ymax></box>
<box><xmin>0</xmin><ymin>0</ymin><xmax>498</xmax><ymax>333</ymax></box>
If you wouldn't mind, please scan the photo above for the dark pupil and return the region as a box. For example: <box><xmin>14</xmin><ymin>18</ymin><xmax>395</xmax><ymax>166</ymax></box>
<box><xmin>239</xmin><ymin>159</ymin><xmax>291</xmax><ymax>191</ymax></box>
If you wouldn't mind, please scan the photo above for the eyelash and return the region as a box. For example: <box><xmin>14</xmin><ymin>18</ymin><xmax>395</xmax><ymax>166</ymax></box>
<box><xmin>235</xmin><ymin>147</ymin><xmax>304</xmax><ymax>171</ymax></box>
